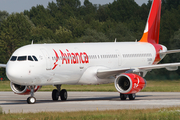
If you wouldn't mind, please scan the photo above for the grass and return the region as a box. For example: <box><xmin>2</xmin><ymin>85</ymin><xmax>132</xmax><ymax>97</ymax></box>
<box><xmin>0</xmin><ymin>107</ymin><xmax>180</xmax><ymax>120</ymax></box>
<box><xmin>0</xmin><ymin>81</ymin><xmax>12</xmax><ymax>91</ymax></box>
<box><xmin>1</xmin><ymin>80</ymin><xmax>180</xmax><ymax>92</ymax></box>
<box><xmin>1</xmin><ymin>81</ymin><xmax>180</xmax><ymax>119</ymax></box>
<box><xmin>142</xmin><ymin>80</ymin><xmax>180</xmax><ymax>92</ymax></box>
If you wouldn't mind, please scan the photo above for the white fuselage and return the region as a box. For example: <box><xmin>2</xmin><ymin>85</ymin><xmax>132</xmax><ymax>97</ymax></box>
<box><xmin>6</xmin><ymin>42</ymin><xmax>167</xmax><ymax>86</ymax></box>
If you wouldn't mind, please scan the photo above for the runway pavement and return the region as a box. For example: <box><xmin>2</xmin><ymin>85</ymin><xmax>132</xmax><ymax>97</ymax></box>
<box><xmin>0</xmin><ymin>92</ymin><xmax>180</xmax><ymax>113</ymax></box>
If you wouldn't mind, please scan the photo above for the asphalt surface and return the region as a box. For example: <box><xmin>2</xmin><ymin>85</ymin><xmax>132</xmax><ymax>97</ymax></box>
<box><xmin>0</xmin><ymin>92</ymin><xmax>180</xmax><ymax>113</ymax></box>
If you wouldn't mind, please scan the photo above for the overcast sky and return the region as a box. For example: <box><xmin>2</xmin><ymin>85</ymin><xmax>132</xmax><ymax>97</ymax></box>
<box><xmin>0</xmin><ymin>0</ymin><xmax>149</xmax><ymax>14</ymax></box>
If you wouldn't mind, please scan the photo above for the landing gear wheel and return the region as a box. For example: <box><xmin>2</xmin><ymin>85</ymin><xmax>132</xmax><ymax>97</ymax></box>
<box><xmin>52</xmin><ymin>89</ymin><xmax>59</xmax><ymax>101</ymax></box>
<box><xmin>129</xmin><ymin>94</ymin><xmax>136</xmax><ymax>100</ymax></box>
<box><xmin>60</xmin><ymin>89</ymin><xmax>67</xmax><ymax>101</ymax></box>
<box><xmin>27</xmin><ymin>86</ymin><xmax>36</xmax><ymax>104</ymax></box>
<box><xmin>120</xmin><ymin>93</ymin><xmax>127</xmax><ymax>100</ymax></box>
<box><xmin>27</xmin><ymin>97</ymin><xmax>36</xmax><ymax>104</ymax></box>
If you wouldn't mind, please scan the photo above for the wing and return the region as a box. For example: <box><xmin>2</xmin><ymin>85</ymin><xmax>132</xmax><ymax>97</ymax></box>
<box><xmin>97</xmin><ymin>68</ymin><xmax>130</xmax><ymax>79</ymax></box>
<box><xmin>0</xmin><ymin>64</ymin><xmax>6</xmax><ymax>68</ymax></box>
<box><xmin>138</xmin><ymin>63</ymin><xmax>180</xmax><ymax>71</ymax></box>
<box><xmin>97</xmin><ymin>62</ymin><xmax>180</xmax><ymax>79</ymax></box>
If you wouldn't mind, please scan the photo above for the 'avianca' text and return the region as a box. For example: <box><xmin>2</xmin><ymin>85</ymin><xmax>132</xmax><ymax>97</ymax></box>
<box><xmin>52</xmin><ymin>49</ymin><xmax>89</xmax><ymax>70</ymax></box>
<box><xmin>60</xmin><ymin>49</ymin><xmax>89</xmax><ymax>64</ymax></box>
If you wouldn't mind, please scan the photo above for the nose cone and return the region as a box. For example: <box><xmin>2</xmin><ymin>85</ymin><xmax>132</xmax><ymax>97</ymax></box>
<box><xmin>6</xmin><ymin>61</ymin><xmax>20</xmax><ymax>84</ymax></box>
<box><xmin>6</xmin><ymin>61</ymin><xmax>29</xmax><ymax>85</ymax></box>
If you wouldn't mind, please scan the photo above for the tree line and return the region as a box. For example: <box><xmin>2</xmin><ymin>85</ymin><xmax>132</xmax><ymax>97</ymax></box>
<box><xmin>0</xmin><ymin>0</ymin><xmax>180</xmax><ymax>80</ymax></box>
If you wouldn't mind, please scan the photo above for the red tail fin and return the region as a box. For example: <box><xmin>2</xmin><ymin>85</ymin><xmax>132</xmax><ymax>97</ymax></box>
<box><xmin>139</xmin><ymin>0</ymin><xmax>161</xmax><ymax>44</ymax></box>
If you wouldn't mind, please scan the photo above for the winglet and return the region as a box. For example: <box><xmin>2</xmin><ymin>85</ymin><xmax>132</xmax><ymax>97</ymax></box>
<box><xmin>139</xmin><ymin>0</ymin><xmax>161</xmax><ymax>44</ymax></box>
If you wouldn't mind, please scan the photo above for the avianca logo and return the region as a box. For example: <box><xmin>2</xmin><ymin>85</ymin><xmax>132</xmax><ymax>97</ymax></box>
<box><xmin>52</xmin><ymin>49</ymin><xmax>89</xmax><ymax>70</ymax></box>
<box><xmin>52</xmin><ymin>49</ymin><xmax>59</xmax><ymax>70</ymax></box>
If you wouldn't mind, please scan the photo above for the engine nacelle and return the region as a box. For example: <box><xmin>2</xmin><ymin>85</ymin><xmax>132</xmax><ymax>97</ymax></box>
<box><xmin>114</xmin><ymin>73</ymin><xmax>146</xmax><ymax>94</ymax></box>
<box><xmin>10</xmin><ymin>82</ymin><xmax>41</xmax><ymax>95</ymax></box>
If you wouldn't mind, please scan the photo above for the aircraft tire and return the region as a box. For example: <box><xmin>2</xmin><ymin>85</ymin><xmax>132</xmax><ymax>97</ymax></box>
<box><xmin>27</xmin><ymin>97</ymin><xmax>36</xmax><ymax>104</ymax></box>
<box><xmin>120</xmin><ymin>93</ymin><xmax>127</xmax><ymax>100</ymax></box>
<box><xmin>129</xmin><ymin>94</ymin><xmax>136</xmax><ymax>100</ymax></box>
<box><xmin>52</xmin><ymin>89</ymin><xmax>59</xmax><ymax>101</ymax></box>
<box><xmin>60</xmin><ymin>89</ymin><xmax>67</xmax><ymax>101</ymax></box>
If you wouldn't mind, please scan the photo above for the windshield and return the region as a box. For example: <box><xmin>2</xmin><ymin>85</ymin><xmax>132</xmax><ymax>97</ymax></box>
<box><xmin>17</xmin><ymin>56</ymin><xmax>27</xmax><ymax>61</ymax></box>
<box><xmin>10</xmin><ymin>55</ymin><xmax>38</xmax><ymax>61</ymax></box>
<box><xmin>10</xmin><ymin>56</ymin><xmax>17</xmax><ymax>61</ymax></box>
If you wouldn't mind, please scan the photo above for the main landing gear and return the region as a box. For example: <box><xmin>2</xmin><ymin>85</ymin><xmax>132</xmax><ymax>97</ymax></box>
<box><xmin>52</xmin><ymin>85</ymin><xmax>67</xmax><ymax>101</ymax></box>
<box><xmin>27</xmin><ymin>86</ymin><xmax>36</xmax><ymax>104</ymax></box>
<box><xmin>120</xmin><ymin>93</ymin><xmax>136</xmax><ymax>100</ymax></box>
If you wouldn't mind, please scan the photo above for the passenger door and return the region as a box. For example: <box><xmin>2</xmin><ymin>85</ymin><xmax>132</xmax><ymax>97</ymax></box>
<box><xmin>40</xmin><ymin>48</ymin><xmax>52</xmax><ymax>70</ymax></box>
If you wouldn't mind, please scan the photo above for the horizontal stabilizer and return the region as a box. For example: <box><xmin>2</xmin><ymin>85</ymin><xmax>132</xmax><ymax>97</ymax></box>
<box><xmin>160</xmin><ymin>49</ymin><xmax>180</xmax><ymax>54</ymax></box>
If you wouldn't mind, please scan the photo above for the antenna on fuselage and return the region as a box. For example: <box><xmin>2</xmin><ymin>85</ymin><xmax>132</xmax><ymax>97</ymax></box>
<box><xmin>31</xmin><ymin>40</ymin><xmax>34</xmax><ymax>45</ymax></box>
<box><xmin>115</xmin><ymin>38</ymin><xmax>117</xmax><ymax>43</ymax></box>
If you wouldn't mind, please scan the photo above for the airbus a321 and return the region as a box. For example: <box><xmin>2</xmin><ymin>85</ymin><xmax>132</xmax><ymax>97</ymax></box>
<box><xmin>1</xmin><ymin>0</ymin><xmax>180</xmax><ymax>104</ymax></box>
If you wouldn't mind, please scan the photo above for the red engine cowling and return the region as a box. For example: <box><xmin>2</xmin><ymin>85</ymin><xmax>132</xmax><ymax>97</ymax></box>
<box><xmin>10</xmin><ymin>82</ymin><xmax>41</xmax><ymax>95</ymax></box>
<box><xmin>114</xmin><ymin>73</ymin><xmax>146</xmax><ymax>94</ymax></box>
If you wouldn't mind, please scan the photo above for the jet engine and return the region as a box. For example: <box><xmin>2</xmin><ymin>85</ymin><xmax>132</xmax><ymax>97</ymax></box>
<box><xmin>10</xmin><ymin>82</ymin><xmax>41</xmax><ymax>95</ymax></box>
<box><xmin>114</xmin><ymin>73</ymin><xmax>146</xmax><ymax>94</ymax></box>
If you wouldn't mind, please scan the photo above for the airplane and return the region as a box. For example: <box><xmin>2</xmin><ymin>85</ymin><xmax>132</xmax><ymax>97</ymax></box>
<box><xmin>1</xmin><ymin>0</ymin><xmax>180</xmax><ymax>104</ymax></box>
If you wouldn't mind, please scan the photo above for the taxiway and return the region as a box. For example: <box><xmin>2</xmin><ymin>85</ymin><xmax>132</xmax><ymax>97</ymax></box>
<box><xmin>0</xmin><ymin>92</ymin><xmax>180</xmax><ymax>113</ymax></box>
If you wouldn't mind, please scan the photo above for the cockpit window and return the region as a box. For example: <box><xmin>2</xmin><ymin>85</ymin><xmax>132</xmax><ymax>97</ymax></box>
<box><xmin>10</xmin><ymin>56</ymin><xmax>17</xmax><ymax>61</ymax></box>
<box><xmin>28</xmin><ymin>56</ymin><xmax>34</xmax><ymax>61</ymax></box>
<box><xmin>32</xmin><ymin>56</ymin><xmax>38</xmax><ymax>61</ymax></box>
<box><xmin>10</xmin><ymin>55</ymin><xmax>38</xmax><ymax>62</ymax></box>
<box><xmin>17</xmin><ymin>56</ymin><xmax>27</xmax><ymax>61</ymax></box>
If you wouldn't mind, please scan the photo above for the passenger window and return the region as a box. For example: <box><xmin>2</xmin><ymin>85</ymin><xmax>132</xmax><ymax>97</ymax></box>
<box><xmin>10</xmin><ymin>56</ymin><xmax>17</xmax><ymax>61</ymax></box>
<box><xmin>28</xmin><ymin>56</ymin><xmax>34</xmax><ymax>61</ymax></box>
<box><xmin>32</xmin><ymin>56</ymin><xmax>38</xmax><ymax>61</ymax></box>
<box><xmin>17</xmin><ymin>56</ymin><xmax>27</xmax><ymax>61</ymax></box>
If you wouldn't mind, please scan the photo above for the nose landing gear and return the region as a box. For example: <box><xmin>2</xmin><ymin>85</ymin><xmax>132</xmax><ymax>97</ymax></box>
<box><xmin>27</xmin><ymin>86</ymin><xmax>36</xmax><ymax>104</ymax></box>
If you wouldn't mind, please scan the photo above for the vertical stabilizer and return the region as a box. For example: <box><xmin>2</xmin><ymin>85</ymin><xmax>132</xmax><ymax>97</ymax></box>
<box><xmin>139</xmin><ymin>0</ymin><xmax>161</xmax><ymax>44</ymax></box>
